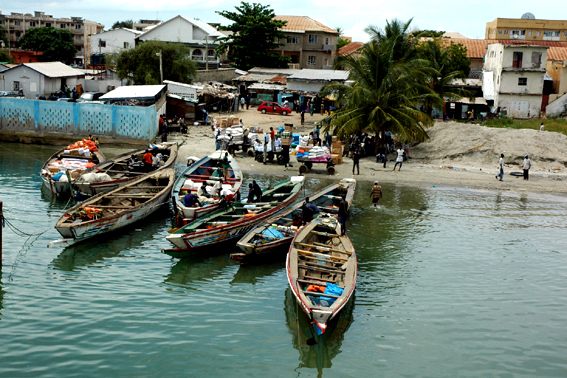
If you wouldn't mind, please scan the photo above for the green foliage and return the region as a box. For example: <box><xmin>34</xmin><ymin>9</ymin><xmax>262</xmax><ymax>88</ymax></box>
<box><xmin>0</xmin><ymin>49</ymin><xmax>14</xmax><ymax>63</ymax></box>
<box><xmin>413</xmin><ymin>30</ymin><xmax>445</xmax><ymax>38</ymax></box>
<box><xmin>337</xmin><ymin>38</ymin><xmax>351</xmax><ymax>49</ymax></box>
<box><xmin>216</xmin><ymin>2</ymin><xmax>291</xmax><ymax>70</ymax></box>
<box><xmin>111</xmin><ymin>20</ymin><xmax>134</xmax><ymax>30</ymax></box>
<box><xmin>0</xmin><ymin>25</ymin><xmax>8</xmax><ymax>48</ymax></box>
<box><xmin>17</xmin><ymin>27</ymin><xmax>77</xmax><ymax>63</ymax></box>
<box><xmin>445</xmin><ymin>41</ymin><xmax>471</xmax><ymax>77</ymax></box>
<box><xmin>322</xmin><ymin>19</ymin><xmax>438</xmax><ymax>144</ymax></box>
<box><xmin>115</xmin><ymin>40</ymin><xmax>197</xmax><ymax>85</ymax></box>
<box><xmin>484</xmin><ymin>118</ymin><xmax>567</xmax><ymax>137</ymax></box>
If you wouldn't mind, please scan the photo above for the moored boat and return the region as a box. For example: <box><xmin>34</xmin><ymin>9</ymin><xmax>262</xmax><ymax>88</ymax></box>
<box><xmin>232</xmin><ymin>178</ymin><xmax>356</xmax><ymax>262</ymax></box>
<box><xmin>49</xmin><ymin>168</ymin><xmax>175</xmax><ymax>247</ymax></box>
<box><xmin>171</xmin><ymin>150</ymin><xmax>242</xmax><ymax>225</ymax></box>
<box><xmin>286</xmin><ymin>215</ymin><xmax>357</xmax><ymax>336</ymax></box>
<box><xmin>163</xmin><ymin>176</ymin><xmax>305</xmax><ymax>258</ymax></box>
<box><xmin>41</xmin><ymin>140</ymin><xmax>105</xmax><ymax>198</ymax></box>
<box><xmin>73</xmin><ymin>142</ymin><xmax>178</xmax><ymax>198</ymax></box>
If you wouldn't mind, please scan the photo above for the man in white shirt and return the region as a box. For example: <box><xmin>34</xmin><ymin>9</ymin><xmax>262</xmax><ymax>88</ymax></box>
<box><xmin>522</xmin><ymin>154</ymin><xmax>531</xmax><ymax>180</ymax></box>
<box><xmin>495</xmin><ymin>153</ymin><xmax>504</xmax><ymax>181</ymax></box>
<box><xmin>393</xmin><ymin>148</ymin><xmax>405</xmax><ymax>171</ymax></box>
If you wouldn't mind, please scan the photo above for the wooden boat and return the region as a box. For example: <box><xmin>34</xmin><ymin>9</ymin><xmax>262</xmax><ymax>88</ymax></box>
<box><xmin>48</xmin><ymin>168</ymin><xmax>175</xmax><ymax>247</ymax></box>
<box><xmin>232</xmin><ymin>178</ymin><xmax>356</xmax><ymax>262</ymax></box>
<box><xmin>163</xmin><ymin>176</ymin><xmax>305</xmax><ymax>258</ymax></box>
<box><xmin>171</xmin><ymin>150</ymin><xmax>242</xmax><ymax>225</ymax></box>
<box><xmin>41</xmin><ymin>146</ymin><xmax>105</xmax><ymax>198</ymax></box>
<box><xmin>286</xmin><ymin>215</ymin><xmax>357</xmax><ymax>336</ymax></box>
<box><xmin>73</xmin><ymin>142</ymin><xmax>178</xmax><ymax>198</ymax></box>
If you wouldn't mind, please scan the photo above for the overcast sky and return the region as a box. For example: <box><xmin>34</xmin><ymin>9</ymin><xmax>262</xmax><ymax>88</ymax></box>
<box><xmin>5</xmin><ymin>1</ymin><xmax>567</xmax><ymax>42</ymax></box>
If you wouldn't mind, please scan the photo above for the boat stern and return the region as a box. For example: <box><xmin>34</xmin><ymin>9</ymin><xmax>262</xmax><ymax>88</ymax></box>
<box><xmin>311</xmin><ymin>309</ymin><xmax>333</xmax><ymax>335</ymax></box>
<box><xmin>165</xmin><ymin>233</ymin><xmax>188</xmax><ymax>249</ymax></box>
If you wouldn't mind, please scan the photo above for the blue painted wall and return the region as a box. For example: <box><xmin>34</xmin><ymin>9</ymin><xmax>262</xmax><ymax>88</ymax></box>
<box><xmin>0</xmin><ymin>98</ymin><xmax>157</xmax><ymax>141</ymax></box>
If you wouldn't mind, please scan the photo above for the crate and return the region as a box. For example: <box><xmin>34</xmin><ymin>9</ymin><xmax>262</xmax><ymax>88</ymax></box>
<box><xmin>332</xmin><ymin>146</ymin><xmax>343</xmax><ymax>155</ymax></box>
<box><xmin>331</xmin><ymin>154</ymin><xmax>340</xmax><ymax>164</ymax></box>
<box><xmin>281</xmin><ymin>138</ymin><xmax>291</xmax><ymax>146</ymax></box>
<box><xmin>332</xmin><ymin>136</ymin><xmax>338</xmax><ymax>142</ymax></box>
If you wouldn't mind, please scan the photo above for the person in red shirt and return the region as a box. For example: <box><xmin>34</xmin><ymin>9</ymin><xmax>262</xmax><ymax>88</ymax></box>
<box><xmin>143</xmin><ymin>149</ymin><xmax>153</xmax><ymax>172</ymax></box>
<box><xmin>270</xmin><ymin>127</ymin><xmax>275</xmax><ymax>153</ymax></box>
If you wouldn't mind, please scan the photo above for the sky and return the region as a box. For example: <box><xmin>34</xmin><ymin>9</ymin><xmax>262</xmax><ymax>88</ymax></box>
<box><xmin>4</xmin><ymin>1</ymin><xmax>567</xmax><ymax>42</ymax></box>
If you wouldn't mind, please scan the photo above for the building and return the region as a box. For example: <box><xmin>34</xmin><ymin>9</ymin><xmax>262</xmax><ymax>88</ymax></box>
<box><xmin>0</xmin><ymin>62</ymin><xmax>85</xmax><ymax>99</ymax></box>
<box><xmin>0</xmin><ymin>10</ymin><xmax>104</xmax><ymax>66</ymax></box>
<box><xmin>135</xmin><ymin>15</ymin><xmax>222</xmax><ymax>68</ymax></box>
<box><xmin>90</xmin><ymin>28</ymin><xmax>142</xmax><ymax>65</ymax></box>
<box><xmin>486</xmin><ymin>13</ymin><xmax>567</xmax><ymax>42</ymax></box>
<box><xmin>272</xmin><ymin>16</ymin><xmax>339</xmax><ymax>69</ymax></box>
<box><xmin>132</xmin><ymin>19</ymin><xmax>160</xmax><ymax>32</ymax></box>
<box><xmin>337</xmin><ymin>42</ymin><xmax>364</xmax><ymax>59</ymax></box>
<box><xmin>482</xmin><ymin>43</ymin><xmax>548</xmax><ymax>118</ymax></box>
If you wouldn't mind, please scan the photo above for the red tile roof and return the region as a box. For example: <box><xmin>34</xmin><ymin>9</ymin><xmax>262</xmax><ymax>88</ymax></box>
<box><xmin>274</xmin><ymin>16</ymin><xmax>338</xmax><ymax>34</ymax></box>
<box><xmin>439</xmin><ymin>38</ymin><xmax>567</xmax><ymax>60</ymax></box>
<box><xmin>338</xmin><ymin>42</ymin><xmax>364</xmax><ymax>56</ymax></box>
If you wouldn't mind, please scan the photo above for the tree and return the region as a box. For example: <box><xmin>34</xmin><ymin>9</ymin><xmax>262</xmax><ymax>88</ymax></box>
<box><xmin>0</xmin><ymin>49</ymin><xmax>14</xmax><ymax>63</ymax></box>
<box><xmin>111</xmin><ymin>20</ymin><xmax>134</xmax><ymax>30</ymax></box>
<box><xmin>17</xmin><ymin>27</ymin><xmax>77</xmax><ymax>63</ymax></box>
<box><xmin>412</xmin><ymin>30</ymin><xmax>445</xmax><ymax>38</ymax></box>
<box><xmin>0</xmin><ymin>25</ymin><xmax>8</xmax><ymax>49</ymax></box>
<box><xmin>336</xmin><ymin>27</ymin><xmax>351</xmax><ymax>50</ymax></box>
<box><xmin>216</xmin><ymin>2</ymin><xmax>290</xmax><ymax>70</ymax></box>
<box><xmin>321</xmin><ymin>19</ymin><xmax>439</xmax><ymax>144</ymax></box>
<box><xmin>115</xmin><ymin>41</ymin><xmax>197</xmax><ymax>85</ymax></box>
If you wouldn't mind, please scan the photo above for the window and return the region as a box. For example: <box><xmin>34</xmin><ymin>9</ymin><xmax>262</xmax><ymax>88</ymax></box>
<box><xmin>13</xmin><ymin>81</ymin><xmax>20</xmax><ymax>91</ymax></box>
<box><xmin>537</xmin><ymin>31</ymin><xmax>541</xmax><ymax>36</ymax></box>
<box><xmin>15</xmin><ymin>31</ymin><xmax>20</xmax><ymax>37</ymax></box>
<box><xmin>124</xmin><ymin>42</ymin><xmax>129</xmax><ymax>48</ymax></box>
<box><xmin>45</xmin><ymin>22</ymin><xmax>51</xmax><ymax>27</ymax></box>
<box><xmin>532</xmin><ymin>52</ymin><xmax>542</xmax><ymax>66</ymax></box>
<box><xmin>307</xmin><ymin>56</ymin><xmax>316</xmax><ymax>66</ymax></box>
<box><xmin>308</xmin><ymin>35</ymin><xmax>318</xmax><ymax>44</ymax></box>
<box><xmin>528</xmin><ymin>31</ymin><xmax>533</xmax><ymax>36</ymax></box>
<box><xmin>208</xmin><ymin>49</ymin><xmax>215</xmax><ymax>56</ymax></box>
<box><xmin>504</xmin><ymin>30</ymin><xmax>509</xmax><ymax>35</ymax></box>
<box><xmin>60</xmin><ymin>24</ymin><xmax>66</xmax><ymax>29</ymax></box>
<box><xmin>99</xmin><ymin>40</ymin><xmax>106</xmax><ymax>47</ymax></box>
<box><xmin>498</xmin><ymin>30</ymin><xmax>502</xmax><ymax>35</ymax></box>
<box><xmin>564</xmin><ymin>32</ymin><xmax>567</xmax><ymax>37</ymax></box>
<box><xmin>325</xmin><ymin>37</ymin><xmax>330</xmax><ymax>45</ymax></box>
<box><xmin>29</xmin><ymin>21</ymin><xmax>36</xmax><ymax>27</ymax></box>
<box><xmin>513</xmin><ymin>51</ymin><xmax>523</xmax><ymax>68</ymax></box>
<box><xmin>286</xmin><ymin>36</ymin><xmax>298</xmax><ymax>44</ymax></box>
<box><xmin>75</xmin><ymin>24</ymin><xmax>81</xmax><ymax>30</ymax></box>
<box><xmin>518</xmin><ymin>78</ymin><xmax>527</xmax><ymax>86</ymax></box>
<box><xmin>14</xmin><ymin>21</ymin><xmax>20</xmax><ymax>26</ymax></box>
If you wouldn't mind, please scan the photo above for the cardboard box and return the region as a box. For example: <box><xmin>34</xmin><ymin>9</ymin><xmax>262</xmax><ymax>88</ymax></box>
<box><xmin>281</xmin><ymin>138</ymin><xmax>291</xmax><ymax>146</ymax></box>
<box><xmin>284</xmin><ymin>125</ymin><xmax>293</xmax><ymax>131</ymax></box>
<box><xmin>332</xmin><ymin>146</ymin><xmax>343</xmax><ymax>155</ymax></box>
<box><xmin>302</xmin><ymin>145</ymin><xmax>312</xmax><ymax>152</ymax></box>
<box><xmin>331</xmin><ymin>154</ymin><xmax>340</xmax><ymax>165</ymax></box>
<box><xmin>332</xmin><ymin>141</ymin><xmax>342</xmax><ymax>149</ymax></box>
<box><xmin>332</xmin><ymin>136</ymin><xmax>338</xmax><ymax>142</ymax></box>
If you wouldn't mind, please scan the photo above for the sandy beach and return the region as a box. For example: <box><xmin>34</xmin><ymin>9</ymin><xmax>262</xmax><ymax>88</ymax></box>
<box><xmin>165</xmin><ymin>107</ymin><xmax>567</xmax><ymax>196</ymax></box>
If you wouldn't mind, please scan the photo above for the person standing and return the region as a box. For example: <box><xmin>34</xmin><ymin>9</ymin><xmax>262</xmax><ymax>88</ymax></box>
<box><xmin>495</xmin><ymin>153</ymin><xmax>504</xmax><ymax>181</ymax></box>
<box><xmin>540</xmin><ymin>122</ymin><xmax>544</xmax><ymax>131</ymax></box>
<box><xmin>143</xmin><ymin>149</ymin><xmax>153</xmax><ymax>172</ymax></box>
<box><xmin>247</xmin><ymin>183</ymin><xmax>255</xmax><ymax>203</ymax></box>
<box><xmin>301</xmin><ymin>197</ymin><xmax>320</xmax><ymax>224</ymax></box>
<box><xmin>309</xmin><ymin>100</ymin><xmax>315</xmax><ymax>116</ymax></box>
<box><xmin>352</xmin><ymin>148</ymin><xmax>360</xmax><ymax>175</ymax></box>
<box><xmin>338</xmin><ymin>195</ymin><xmax>348</xmax><ymax>236</ymax></box>
<box><xmin>252</xmin><ymin>180</ymin><xmax>262</xmax><ymax>202</ymax></box>
<box><xmin>221</xmin><ymin>153</ymin><xmax>230</xmax><ymax>181</ymax></box>
<box><xmin>263</xmin><ymin>131</ymin><xmax>269</xmax><ymax>164</ymax></box>
<box><xmin>282</xmin><ymin>144</ymin><xmax>291</xmax><ymax>171</ymax></box>
<box><xmin>522</xmin><ymin>154</ymin><xmax>532</xmax><ymax>180</ymax></box>
<box><xmin>393</xmin><ymin>147</ymin><xmax>404</xmax><ymax>171</ymax></box>
<box><xmin>240</xmin><ymin>96</ymin><xmax>245</xmax><ymax>110</ymax></box>
<box><xmin>270</xmin><ymin>127</ymin><xmax>276</xmax><ymax>153</ymax></box>
<box><xmin>246</xmin><ymin>95</ymin><xmax>250</xmax><ymax>110</ymax></box>
<box><xmin>370</xmin><ymin>181</ymin><xmax>383</xmax><ymax>208</ymax></box>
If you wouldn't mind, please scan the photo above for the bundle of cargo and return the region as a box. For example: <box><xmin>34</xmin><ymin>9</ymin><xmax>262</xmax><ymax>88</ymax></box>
<box><xmin>331</xmin><ymin>136</ymin><xmax>343</xmax><ymax>164</ymax></box>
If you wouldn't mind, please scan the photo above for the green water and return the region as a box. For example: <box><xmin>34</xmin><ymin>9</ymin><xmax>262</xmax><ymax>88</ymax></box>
<box><xmin>1</xmin><ymin>142</ymin><xmax>566</xmax><ymax>377</ymax></box>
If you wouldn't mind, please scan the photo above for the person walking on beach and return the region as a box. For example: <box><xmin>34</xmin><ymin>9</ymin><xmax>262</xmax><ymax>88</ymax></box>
<box><xmin>263</xmin><ymin>131</ymin><xmax>269</xmax><ymax>164</ymax></box>
<box><xmin>393</xmin><ymin>147</ymin><xmax>404</xmax><ymax>171</ymax></box>
<box><xmin>352</xmin><ymin>148</ymin><xmax>360</xmax><ymax>175</ymax></box>
<box><xmin>246</xmin><ymin>95</ymin><xmax>250</xmax><ymax>110</ymax></box>
<box><xmin>522</xmin><ymin>154</ymin><xmax>532</xmax><ymax>180</ymax></box>
<box><xmin>240</xmin><ymin>96</ymin><xmax>245</xmax><ymax>110</ymax></box>
<box><xmin>221</xmin><ymin>153</ymin><xmax>230</xmax><ymax>181</ymax></box>
<box><xmin>496</xmin><ymin>153</ymin><xmax>504</xmax><ymax>181</ymax></box>
<box><xmin>309</xmin><ymin>100</ymin><xmax>315</xmax><ymax>116</ymax></box>
<box><xmin>282</xmin><ymin>144</ymin><xmax>292</xmax><ymax>170</ymax></box>
<box><xmin>270</xmin><ymin>127</ymin><xmax>276</xmax><ymax>153</ymax></box>
<box><xmin>338</xmin><ymin>195</ymin><xmax>348</xmax><ymax>236</ymax></box>
<box><xmin>370</xmin><ymin>181</ymin><xmax>383</xmax><ymax>208</ymax></box>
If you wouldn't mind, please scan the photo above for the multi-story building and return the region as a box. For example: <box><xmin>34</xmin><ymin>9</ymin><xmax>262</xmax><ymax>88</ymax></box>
<box><xmin>0</xmin><ymin>10</ymin><xmax>104</xmax><ymax>65</ymax></box>
<box><xmin>272</xmin><ymin>16</ymin><xmax>339</xmax><ymax>70</ymax></box>
<box><xmin>90</xmin><ymin>28</ymin><xmax>142</xmax><ymax>65</ymax></box>
<box><xmin>482</xmin><ymin>43</ymin><xmax>548</xmax><ymax>118</ymax></box>
<box><xmin>486</xmin><ymin>13</ymin><xmax>567</xmax><ymax>42</ymax></box>
<box><xmin>132</xmin><ymin>19</ymin><xmax>160</xmax><ymax>32</ymax></box>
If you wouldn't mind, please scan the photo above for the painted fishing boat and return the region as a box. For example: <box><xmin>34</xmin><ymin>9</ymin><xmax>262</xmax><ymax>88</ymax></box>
<box><xmin>73</xmin><ymin>142</ymin><xmax>178</xmax><ymax>198</ymax></box>
<box><xmin>41</xmin><ymin>144</ymin><xmax>105</xmax><ymax>198</ymax></box>
<box><xmin>286</xmin><ymin>215</ymin><xmax>357</xmax><ymax>336</ymax></box>
<box><xmin>49</xmin><ymin>168</ymin><xmax>175</xmax><ymax>247</ymax></box>
<box><xmin>231</xmin><ymin>178</ymin><xmax>356</xmax><ymax>262</ymax></box>
<box><xmin>163</xmin><ymin>176</ymin><xmax>305</xmax><ymax>258</ymax></box>
<box><xmin>171</xmin><ymin>150</ymin><xmax>242</xmax><ymax>225</ymax></box>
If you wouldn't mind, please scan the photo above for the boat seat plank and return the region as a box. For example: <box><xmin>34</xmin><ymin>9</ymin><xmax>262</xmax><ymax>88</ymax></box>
<box><xmin>303</xmin><ymin>291</ymin><xmax>341</xmax><ymax>299</ymax></box>
<box><xmin>298</xmin><ymin>249</ymin><xmax>348</xmax><ymax>262</ymax></box>
<box><xmin>130</xmin><ymin>186</ymin><xmax>168</xmax><ymax>189</ymax></box>
<box><xmin>199</xmin><ymin>166</ymin><xmax>234</xmax><ymax>171</ymax></box>
<box><xmin>109</xmin><ymin>194</ymin><xmax>155</xmax><ymax>198</ymax></box>
<box><xmin>310</xmin><ymin>230</ymin><xmax>339</xmax><ymax>238</ymax></box>
<box><xmin>88</xmin><ymin>205</ymin><xmax>133</xmax><ymax>209</ymax></box>
<box><xmin>298</xmin><ymin>254</ymin><xmax>344</xmax><ymax>265</ymax></box>
<box><xmin>295</xmin><ymin>242</ymin><xmax>351</xmax><ymax>255</ymax></box>
<box><xmin>298</xmin><ymin>277</ymin><xmax>339</xmax><ymax>285</ymax></box>
<box><xmin>299</xmin><ymin>262</ymin><xmax>345</xmax><ymax>274</ymax></box>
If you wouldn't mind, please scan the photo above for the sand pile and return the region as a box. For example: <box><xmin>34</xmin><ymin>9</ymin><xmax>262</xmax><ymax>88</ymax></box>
<box><xmin>413</xmin><ymin>122</ymin><xmax>567</xmax><ymax>170</ymax></box>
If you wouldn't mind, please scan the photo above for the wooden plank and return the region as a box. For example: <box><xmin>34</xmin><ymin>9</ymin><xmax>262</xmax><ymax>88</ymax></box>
<box><xmin>298</xmin><ymin>277</ymin><xmax>339</xmax><ymax>285</ymax></box>
<box><xmin>310</xmin><ymin>230</ymin><xmax>339</xmax><ymax>238</ymax></box>
<box><xmin>298</xmin><ymin>249</ymin><xmax>348</xmax><ymax>262</ymax></box>
<box><xmin>295</xmin><ymin>242</ymin><xmax>350</xmax><ymax>255</ymax></box>
<box><xmin>303</xmin><ymin>291</ymin><xmax>341</xmax><ymax>299</ymax></box>
<box><xmin>88</xmin><ymin>205</ymin><xmax>133</xmax><ymax>209</ymax></box>
<box><xmin>104</xmin><ymin>170</ymin><xmax>145</xmax><ymax>174</ymax></box>
<box><xmin>299</xmin><ymin>262</ymin><xmax>344</xmax><ymax>274</ymax></box>
<box><xmin>199</xmin><ymin>166</ymin><xmax>234</xmax><ymax>171</ymax></box>
<box><xmin>298</xmin><ymin>253</ymin><xmax>343</xmax><ymax>264</ymax></box>
<box><xmin>109</xmin><ymin>194</ymin><xmax>154</xmax><ymax>198</ymax></box>
<box><xmin>131</xmin><ymin>186</ymin><xmax>168</xmax><ymax>189</ymax></box>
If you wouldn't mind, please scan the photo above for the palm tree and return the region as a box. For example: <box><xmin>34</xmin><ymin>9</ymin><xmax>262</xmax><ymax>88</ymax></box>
<box><xmin>322</xmin><ymin>19</ymin><xmax>439</xmax><ymax>144</ymax></box>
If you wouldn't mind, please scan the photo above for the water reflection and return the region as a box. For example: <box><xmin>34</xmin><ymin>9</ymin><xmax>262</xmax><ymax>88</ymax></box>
<box><xmin>230</xmin><ymin>259</ymin><xmax>283</xmax><ymax>285</ymax></box>
<box><xmin>164</xmin><ymin>254</ymin><xmax>233</xmax><ymax>290</ymax></box>
<box><xmin>284</xmin><ymin>288</ymin><xmax>355</xmax><ymax>377</ymax></box>
<box><xmin>0</xmin><ymin>271</ymin><xmax>4</xmax><ymax>320</ymax></box>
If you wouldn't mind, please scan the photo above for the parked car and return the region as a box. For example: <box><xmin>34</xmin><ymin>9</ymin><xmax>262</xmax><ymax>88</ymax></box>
<box><xmin>57</xmin><ymin>97</ymin><xmax>76</xmax><ymax>102</ymax></box>
<box><xmin>257</xmin><ymin>101</ymin><xmax>292</xmax><ymax>115</ymax></box>
<box><xmin>76</xmin><ymin>92</ymin><xmax>104</xmax><ymax>102</ymax></box>
<box><xmin>0</xmin><ymin>91</ymin><xmax>22</xmax><ymax>98</ymax></box>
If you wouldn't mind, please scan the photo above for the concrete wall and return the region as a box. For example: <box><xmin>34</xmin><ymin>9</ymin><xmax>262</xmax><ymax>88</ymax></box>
<box><xmin>546</xmin><ymin>93</ymin><xmax>567</xmax><ymax>117</ymax></box>
<box><xmin>82</xmin><ymin>79</ymin><xmax>122</xmax><ymax>93</ymax></box>
<box><xmin>91</xmin><ymin>29</ymin><xmax>138</xmax><ymax>55</ymax></box>
<box><xmin>194</xmin><ymin>68</ymin><xmax>237</xmax><ymax>84</ymax></box>
<box><xmin>287</xmin><ymin>80</ymin><xmax>326</xmax><ymax>93</ymax></box>
<box><xmin>0</xmin><ymin>98</ymin><xmax>157</xmax><ymax>145</ymax></box>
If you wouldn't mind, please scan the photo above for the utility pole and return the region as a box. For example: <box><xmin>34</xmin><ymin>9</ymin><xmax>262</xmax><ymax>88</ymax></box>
<box><xmin>156</xmin><ymin>51</ymin><xmax>163</xmax><ymax>84</ymax></box>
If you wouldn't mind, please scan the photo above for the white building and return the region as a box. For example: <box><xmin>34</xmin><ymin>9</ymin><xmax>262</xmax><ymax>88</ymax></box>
<box><xmin>482</xmin><ymin>43</ymin><xmax>548</xmax><ymax>118</ymax></box>
<box><xmin>286</xmin><ymin>69</ymin><xmax>349</xmax><ymax>92</ymax></box>
<box><xmin>135</xmin><ymin>15</ymin><xmax>223</xmax><ymax>68</ymax></box>
<box><xmin>0</xmin><ymin>62</ymin><xmax>85</xmax><ymax>99</ymax></box>
<box><xmin>91</xmin><ymin>28</ymin><xmax>142</xmax><ymax>56</ymax></box>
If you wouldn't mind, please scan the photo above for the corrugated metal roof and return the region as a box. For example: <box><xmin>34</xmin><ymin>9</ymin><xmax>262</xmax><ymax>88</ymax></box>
<box><xmin>249</xmin><ymin>67</ymin><xmax>302</xmax><ymax>76</ymax></box>
<box><xmin>548</xmin><ymin>47</ymin><xmax>567</xmax><ymax>61</ymax></box>
<box><xmin>248</xmin><ymin>83</ymin><xmax>286</xmax><ymax>90</ymax></box>
<box><xmin>274</xmin><ymin>16</ymin><xmax>338</xmax><ymax>34</ymax></box>
<box><xmin>287</xmin><ymin>69</ymin><xmax>349</xmax><ymax>81</ymax></box>
<box><xmin>7</xmin><ymin>62</ymin><xmax>85</xmax><ymax>78</ymax></box>
<box><xmin>100</xmin><ymin>85</ymin><xmax>166</xmax><ymax>99</ymax></box>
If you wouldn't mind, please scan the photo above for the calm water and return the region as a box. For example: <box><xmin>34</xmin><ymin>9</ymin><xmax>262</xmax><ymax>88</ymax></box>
<box><xmin>1</xmin><ymin>142</ymin><xmax>567</xmax><ymax>377</ymax></box>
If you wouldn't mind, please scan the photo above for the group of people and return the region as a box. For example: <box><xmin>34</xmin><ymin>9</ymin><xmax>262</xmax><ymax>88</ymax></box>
<box><xmin>142</xmin><ymin>149</ymin><xmax>164</xmax><ymax>172</ymax></box>
<box><xmin>496</xmin><ymin>153</ymin><xmax>532</xmax><ymax>181</ymax></box>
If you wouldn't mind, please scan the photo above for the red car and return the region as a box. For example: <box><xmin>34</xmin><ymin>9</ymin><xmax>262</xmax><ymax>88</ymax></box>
<box><xmin>257</xmin><ymin>101</ymin><xmax>292</xmax><ymax>115</ymax></box>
